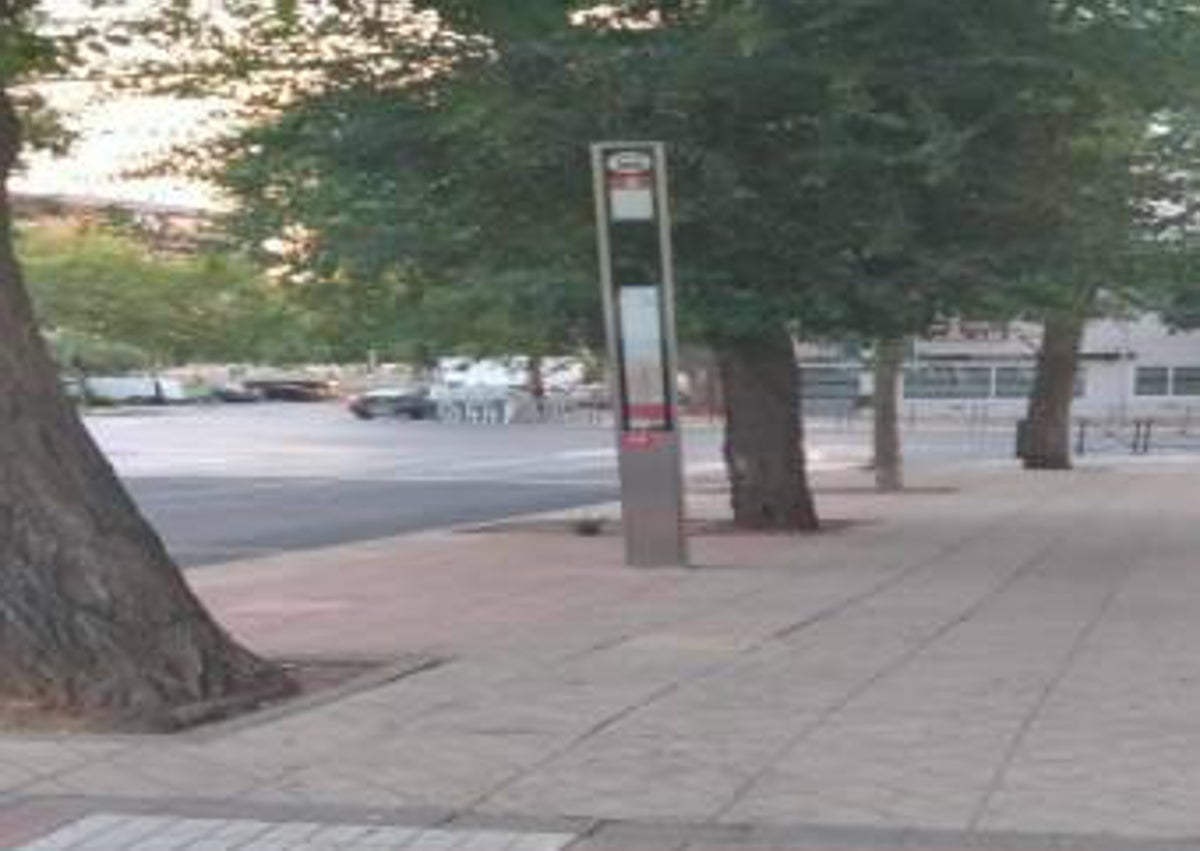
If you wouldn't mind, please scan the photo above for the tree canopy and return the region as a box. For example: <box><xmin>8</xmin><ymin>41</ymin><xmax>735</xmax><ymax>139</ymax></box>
<box><xmin>146</xmin><ymin>0</ymin><xmax>1199</xmax><ymax>362</ymax></box>
<box><xmin>18</xmin><ymin>220</ymin><xmax>319</xmax><ymax>366</ymax></box>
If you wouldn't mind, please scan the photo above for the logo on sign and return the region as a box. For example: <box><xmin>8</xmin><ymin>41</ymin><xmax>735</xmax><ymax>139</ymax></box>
<box><xmin>606</xmin><ymin>150</ymin><xmax>655</xmax><ymax>221</ymax></box>
<box><xmin>621</xmin><ymin>430</ymin><xmax>661</xmax><ymax>451</ymax></box>
<box><xmin>607</xmin><ymin>151</ymin><xmax>654</xmax><ymax>174</ymax></box>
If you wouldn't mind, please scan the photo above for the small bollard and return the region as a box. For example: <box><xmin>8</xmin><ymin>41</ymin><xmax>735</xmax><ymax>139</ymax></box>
<box><xmin>1131</xmin><ymin>419</ymin><xmax>1154</xmax><ymax>455</ymax></box>
<box><xmin>1015</xmin><ymin>419</ymin><xmax>1030</xmax><ymax>459</ymax></box>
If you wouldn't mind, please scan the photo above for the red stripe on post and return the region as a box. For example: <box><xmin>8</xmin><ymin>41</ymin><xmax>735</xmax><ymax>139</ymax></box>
<box><xmin>626</xmin><ymin>403</ymin><xmax>667</xmax><ymax>420</ymax></box>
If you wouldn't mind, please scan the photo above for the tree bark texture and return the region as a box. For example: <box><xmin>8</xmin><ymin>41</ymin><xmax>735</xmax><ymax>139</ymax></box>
<box><xmin>0</xmin><ymin>91</ymin><xmax>292</xmax><ymax>730</ymax></box>
<box><xmin>1024</xmin><ymin>313</ymin><xmax>1085</xmax><ymax>470</ymax></box>
<box><xmin>872</xmin><ymin>337</ymin><xmax>904</xmax><ymax>492</ymax></box>
<box><xmin>527</xmin><ymin>354</ymin><xmax>545</xmax><ymax>417</ymax></box>
<box><xmin>717</xmin><ymin>324</ymin><xmax>819</xmax><ymax>531</ymax></box>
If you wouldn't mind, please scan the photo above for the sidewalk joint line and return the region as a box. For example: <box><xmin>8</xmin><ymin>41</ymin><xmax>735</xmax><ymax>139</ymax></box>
<box><xmin>707</xmin><ymin>476</ymin><xmax>1117</xmax><ymax>826</ymax></box>
<box><xmin>967</xmin><ymin>479</ymin><xmax>1149</xmax><ymax>831</ymax></box>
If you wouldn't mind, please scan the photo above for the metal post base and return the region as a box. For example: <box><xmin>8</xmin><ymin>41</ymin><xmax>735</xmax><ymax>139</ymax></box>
<box><xmin>617</xmin><ymin>431</ymin><xmax>688</xmax><ymax>567</ymax></box>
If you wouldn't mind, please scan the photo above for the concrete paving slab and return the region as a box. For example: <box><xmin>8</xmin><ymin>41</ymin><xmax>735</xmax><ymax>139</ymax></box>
<box><xmin>6</xmin><ymin>465</ymin><xmax>1200</xmax><ymax>843</ymax></box>
<box><xmin>12</xmin><ymin>814</ymin><xmax>578</xmax><ymax>851</ymax></box>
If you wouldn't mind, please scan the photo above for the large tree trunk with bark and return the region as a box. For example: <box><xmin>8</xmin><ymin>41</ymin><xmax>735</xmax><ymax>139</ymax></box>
<box><xmin>0</xmin><ymin>92</ymin><xmax>292</xmax><ymax>731</ymax></box>
<box><xmin>717</xmin><ymin>324</ymin><xmax>819</xmax><ymax>531</ymax></box>
<box><xmin>872</xmin><ymin>337</ymin><xmax>904</xmax><ymax>492</ymax></box>
<box><xmin>1023</xmin><ymin>312</ymin><xmax>1085</xmax><ymax>470</ymax></box>
<box><xmin>527</xmin><ymin>354</ymin><xmax>545</xmax><ymax>419</ymax></box>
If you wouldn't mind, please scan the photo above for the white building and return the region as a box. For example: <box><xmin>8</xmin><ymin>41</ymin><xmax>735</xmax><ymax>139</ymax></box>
<box><xmin>800</xmin><ymin>316</ymin><xmax>1200</xmax><ymax>422</ymax></box>
<box><xmin>433</xmin><ymin>357</ymin><xmax>587</xmax><ymax>393</ymax></box>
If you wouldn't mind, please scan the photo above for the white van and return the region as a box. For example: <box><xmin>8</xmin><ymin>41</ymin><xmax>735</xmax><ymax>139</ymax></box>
<box><xmin>83</xmin><ymin>376</ymin><xmax>187</xmax><ymax>404</ymax></box>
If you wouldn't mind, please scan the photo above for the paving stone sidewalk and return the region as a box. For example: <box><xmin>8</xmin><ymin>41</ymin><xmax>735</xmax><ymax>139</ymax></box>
<box><xmin>7</xmin><ymin>798</ymin><xmax>1200</xmax><ymax>851</ymax></box>
<box><xmin>5</xmin><ymin>463</ymin><xmax>1200</xmax><ymax>848</ymax></box>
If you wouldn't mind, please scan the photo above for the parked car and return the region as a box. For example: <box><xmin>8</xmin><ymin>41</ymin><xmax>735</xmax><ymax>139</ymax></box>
<box><xmin>348</xmin><ymin>387</ymin><xmax>439</xmax><ymax>420</ymax></box>
<box><xmin>211</xmin><ymin>383</ymin><xmax>263</xmax><ymax>403</ymax></box>
<box><xmin>244</xmin><ymin>379</ymin><xmax>337</xmax><ymax>402</ymax></box>
<box><xmin>81</xmin><ymin>375</ymin><xmax>187</xmax><ymax>405</ymax></box>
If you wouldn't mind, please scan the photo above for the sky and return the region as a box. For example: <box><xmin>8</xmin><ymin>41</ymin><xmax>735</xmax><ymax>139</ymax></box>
<box><xmin>12</xmin><ymin>85</ymin><xmax>229</xmax><ymax>210</ymax></box>
<box><xmin>11</xmin><ymin>1</ymin><xmax>627</xmax><ymax>210</ymax></box>
<box><xmin>11</xmin><ymin>0</ymin><xmax>230</xmax><ymax>210</ymax></box>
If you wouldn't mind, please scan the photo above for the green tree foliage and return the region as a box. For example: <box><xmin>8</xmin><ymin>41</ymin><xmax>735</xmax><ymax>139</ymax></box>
<box><xmin>18</xmin><ymin>221</ymin><xmax>318</xmax><ymax>365</ymax></box>
<box><xmin>192</xmin><ymin>1</ymin><xmax>1200</xmax><ymax>353</ymax></box>
<box><xmin>1160</xmin><ymin>283</ymin><xmax>1200</xmax><ymax>330</ymax></box>
<box><xmin>1136</xmin><ymin>112</ymin><xmax>1200</xmax><ymax>332</ymax></box>
<box><xmin>765</xmin><ymin>0</ymin><xmax>1200</xmax><ymax>472</ymax></box>
<box><xmin>204</xmin><ymin>5</ymin><xmax>837</xmax><ymax>353</ymax></box>
<box><xmin>0</xmin><ymin>1</ymin><xmax>56</xmax><ymax>82</ymax></box>
<box><xmin>48</xmin><ymin>329</ymin><xmax>152</xmax><ymax>376</ymax></box>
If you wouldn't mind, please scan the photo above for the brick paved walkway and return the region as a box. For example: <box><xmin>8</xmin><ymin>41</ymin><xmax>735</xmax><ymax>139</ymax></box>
<box><xmin>15</xmin><ymin>813</ymin><xmax>575</xmax><ymax>851</ymax></box>
<box><xmin>5</xmin><ymin>463</ymin><xmax>1200</xmax><ymax>847</ymax></box>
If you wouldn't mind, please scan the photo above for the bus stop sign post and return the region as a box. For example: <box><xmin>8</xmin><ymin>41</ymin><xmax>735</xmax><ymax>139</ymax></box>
<box><xmin>591</xmin><ymin>141</ymin><xmax>688</xmax><ymax>568</ymax></box>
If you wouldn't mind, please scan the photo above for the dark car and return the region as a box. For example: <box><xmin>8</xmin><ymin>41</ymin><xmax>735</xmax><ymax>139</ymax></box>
<box><xmin>348</xmin><ymin>387</ymin><xmax>439</xmax><ymax>420</ymax></box>
<box><xmin>245</xmin><ymin>379</ymin><xmax>338</xmax><ymax>402</ymax></box>
<box><xmin>211</xmin><ymin>383</ymin><xmax>263</xmax><ymax>403</ymax></box>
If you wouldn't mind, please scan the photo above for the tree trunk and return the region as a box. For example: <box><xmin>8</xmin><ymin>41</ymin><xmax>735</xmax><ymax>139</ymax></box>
<box><xmin>717</xmin><ymin>324</ymin><xmax>819</xmax><ymax>531</ymax></box>
<box><xmin>527</xmin><ymin>354</ymin><xmax>545</xmax><ymax>418</ymax></box>
<box><xmin>0</xmin><ymin>91</ymin><xmax>292</xmax><ymax>730</ymax></box>
<box><xmin>872</xmin><ymin>337</ymin><xmax>904</xmax><ymax>492</ymax></box>
<box><xmin>1023</xmin><ymin>312</ymin><xmax>1085</xmax><ymax>470</ymax></box>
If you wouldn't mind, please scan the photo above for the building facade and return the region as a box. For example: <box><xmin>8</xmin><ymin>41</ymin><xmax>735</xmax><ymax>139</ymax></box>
<box><xmin>800</xmin><ymin>316</ymin><xmax>1200</xmax><ymax>422</ymax></box>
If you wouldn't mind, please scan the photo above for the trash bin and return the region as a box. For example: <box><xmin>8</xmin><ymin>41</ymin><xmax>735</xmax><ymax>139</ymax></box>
<box><xmin>1015</xmin><ymin>419</ymin><xmax>1029</xmax><ymax>459</ymax></box>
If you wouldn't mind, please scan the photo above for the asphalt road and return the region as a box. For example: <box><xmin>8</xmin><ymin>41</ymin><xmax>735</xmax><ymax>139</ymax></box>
<box><xmin>86</xmin><ymin>402</ymin><xmax>1020</xmax><ymax>567</ymax></box>
<box><xmin>87</xmin><ymin>403</ymin><xmax>714</xmax><ymax>566</ymax></box>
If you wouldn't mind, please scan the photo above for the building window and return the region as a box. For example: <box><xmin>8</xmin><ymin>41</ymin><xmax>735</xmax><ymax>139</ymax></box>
<box><xmin>1172</xmin><ymin>367</ymin><xmax>1200</xmax><ymax>397</ymax></box>
<box><xmin>901</xmin><ymin>363</ymin><xmax>1085</xmax><ymax>400</ymax></box>
<box><xmin>994</xmin><ymin>367</ymin><xmax>1036</xmax><ymax>399</ymax></box>
<box><xmin>800</xmin><ymin>367</ymin><xmax>860</xmax><ymax>400</ymax></box>
<box><xmin>1136</xmin><ymin>367</ymin><xmax>1170</xmax><ymax>396</ymax></box>
<box><xmin>904</xmin><ymin>366</ymin><xmax>992</xmax><ymax>399</ymax></box>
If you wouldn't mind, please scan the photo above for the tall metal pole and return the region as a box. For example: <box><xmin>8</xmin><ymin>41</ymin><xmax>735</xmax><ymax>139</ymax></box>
<box><xmin>591</xmin><ymin>142</ymin><xmax>687</xmax><ymax>567</ymax></box>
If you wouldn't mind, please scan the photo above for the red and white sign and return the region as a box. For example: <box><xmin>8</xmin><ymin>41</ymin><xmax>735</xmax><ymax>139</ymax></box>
<box><xmin>621</xmin><ymin>430</ymin><xmax>662</xmax><ymax>451</ymax></box>
<box><xmin>607</xmin><ymin>151</ymin><xmax>655</xmax><ymax>221</ymax></box>
<box><xmin>626</xmin><ymin>403</ymin><xmax>668</xmax><ymax>422</ymax></box>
